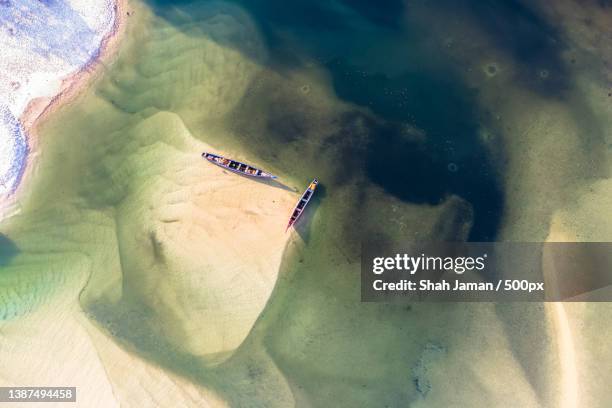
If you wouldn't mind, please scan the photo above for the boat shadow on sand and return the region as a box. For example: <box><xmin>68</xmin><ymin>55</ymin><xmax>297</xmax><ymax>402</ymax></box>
<box><xmin>220</xmin><ymin>169</ymin><xmax>297</xmax><ymax>192</ymax></box>
<box><xmin>293</xmin><ymin>183</ymin><xmax>326</xmax><ymax>243</ymax></box>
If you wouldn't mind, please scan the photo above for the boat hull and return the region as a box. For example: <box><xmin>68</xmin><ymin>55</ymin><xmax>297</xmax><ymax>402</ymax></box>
<box><xmin>286</xmin><ymin>178</ymin><xmax>318</xmax><ymax>231</ymax></box>
<box><xmin>202</xmin><ymin>152</ymin><xmax>277</xmax><ymax>179</ymax></box>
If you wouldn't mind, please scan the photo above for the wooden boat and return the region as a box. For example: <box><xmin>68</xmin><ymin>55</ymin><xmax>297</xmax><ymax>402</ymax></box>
<box><xmin>202</xmin><ymin>152</ymin><xmax>277</xmax><ymax>179</ymax></box>
<box><xmin>286</xmin><ymin>178</ymin><xmax>318</xmax><ymax>231</ymax></box>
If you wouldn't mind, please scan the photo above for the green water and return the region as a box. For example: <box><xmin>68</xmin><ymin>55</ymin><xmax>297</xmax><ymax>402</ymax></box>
<box><xmin>3</xmin><ymin>0</ymin><xmax>611</xmax><ymax>406</ymax></box>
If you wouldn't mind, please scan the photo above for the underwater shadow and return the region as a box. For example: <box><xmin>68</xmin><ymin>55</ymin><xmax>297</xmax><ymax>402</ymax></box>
<box><xmin>0</xmin><ymin>233</ymin><xmax>19</xmax><ymax>267</ymax></box>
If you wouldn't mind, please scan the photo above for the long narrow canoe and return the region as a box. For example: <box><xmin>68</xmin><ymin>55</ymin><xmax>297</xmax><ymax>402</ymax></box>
<box><xmin>286</xmin><ymin>178</ymin><xmax>318</xmax><ymax>231</ymax></box>
<box><xmin>202</xmin><ymin>152</ymin><xmax>277</xmax><ymax>179</ymax></box>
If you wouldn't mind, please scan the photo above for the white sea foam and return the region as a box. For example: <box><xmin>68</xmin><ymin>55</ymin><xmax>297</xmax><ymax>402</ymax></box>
<box><xmin>0</xmin><ymin>106</ymin><xmax>27</xmax><ymax>195</ymax></box>
<box><xmin>0</xmin><ymin>0</ymin><xmax>116</xmax><ymax>201</ymax></box>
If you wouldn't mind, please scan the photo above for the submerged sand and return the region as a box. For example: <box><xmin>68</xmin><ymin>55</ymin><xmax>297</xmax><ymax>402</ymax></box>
<box><xmin>0</xmin><ymin>290</ymin><xmax>229</xmax><ymax>407</ymax></box>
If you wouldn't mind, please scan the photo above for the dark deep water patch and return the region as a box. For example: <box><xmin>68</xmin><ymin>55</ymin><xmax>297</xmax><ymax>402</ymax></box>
<box><xmin>326</xmin><ymin>59</ymin><xmax>503</xmax><ymax>241</ymax></box>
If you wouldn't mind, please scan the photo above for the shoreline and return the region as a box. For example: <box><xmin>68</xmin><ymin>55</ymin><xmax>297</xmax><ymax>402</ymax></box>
<box><xmin>2</xmin><ymin>0</ymin><xmax>129</xmax><ymax>217</ymax></box>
